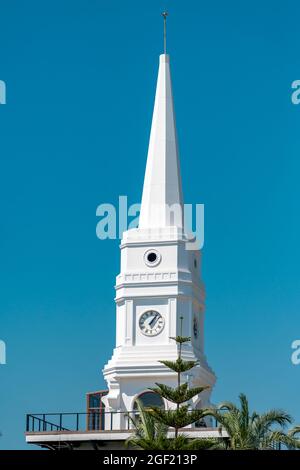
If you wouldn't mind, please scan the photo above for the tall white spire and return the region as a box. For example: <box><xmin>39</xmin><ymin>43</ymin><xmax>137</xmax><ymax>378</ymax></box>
<box><xmin>103</xmin><ymin>20</ymin><xmax>216</xmax><ymax>424</ymax></box>
<box><xmin>139</xmin><ymin>53</ymin><xmax>184</xmax><ymax>229</ymax></box>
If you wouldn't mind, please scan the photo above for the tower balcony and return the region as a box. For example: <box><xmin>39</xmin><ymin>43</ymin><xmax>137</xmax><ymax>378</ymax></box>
<box><xmin>25</xmin><ymin>411</ymin><xmax>225</xmax><ymax>450</ymax></box>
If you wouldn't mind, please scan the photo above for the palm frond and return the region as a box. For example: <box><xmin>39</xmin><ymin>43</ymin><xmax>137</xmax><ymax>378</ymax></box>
<box><xmin>262</xmin><ymin>430</ymin><xmax>300</xmax><ymax>450</ymax></box>
<box><xmin>125</xmin><ymin>400</ymin><xmax>168</xmax><ymax>450</ymax></box>
<box><xmin>202</xmin><ymin>395</ymin><xmax>293</xmax><ymax>450</ymax></box>
<box><xmin>255</xmin><ymin>409</ymin><xmax>292</xmax><ymax>430</ymax></box>
<box><xmin>288</xmin><ymin>425</ymin><xmax>300</xmax><ymax>438</ymax></box>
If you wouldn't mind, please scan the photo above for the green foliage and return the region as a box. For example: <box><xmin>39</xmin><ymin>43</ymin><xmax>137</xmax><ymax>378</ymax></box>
<box><xmin>183</xmin><ymin>437</ymin><xmax>220</xmax><ymax>450</ymax></box>
<box><xmin>152</xmin><ymin>333</ymin><xmax>210</xmax><ymax>438</ymax></box>
<box><xmin>126</xmin><ymin>400</ymin><xmax>215</xmax><ymax>450</ymax></box>
<box><xmin>128</xmin><ymin>331</ymin><xmax>212</xmax><ymax>449</ymax></box>
<box><xmin>202</xmin><ymin>393</ymin><xmax>298</xmax><ymax>450</ymax></box>
<box><xmin>128</xmin><ymin>327</ymin><xmax>300</xmax><ymax>451</ymax></box>
<box><xmin>287</xmin><ymin>426</ymin><xmax>300</xmax><ymax>449</ymax></box>
<box><xmin>169</xmin><ymin>336</ymin><xmax>191</xmax><ymax>344</ymax></box>
<box><xmin>162</xmin><ymin>435</ymin><xmax>218</xmax><ymax>450</ymax></box>
<box><xmin>150</xmin><ymin>382</ymin><xmax>208</xmax><ymax>405</ymax></box>
<box><xmin>149</xmin><ymin>406</ymin><xmax>208</xmax><ymax>430</ymax></box>
<box><xmin>159</xmin><ymin>359</ymin><xmax>198</xmax><ymax>373</ymax></box>
<box><xmin>126</xmin><ymin>400</ymin><xmax>168</xmax><ymax>450</ymax></box>
<box><xmin>289</xmin><ymin>425</ymin><xmax>300</xmax><ymax>437</ymax></box>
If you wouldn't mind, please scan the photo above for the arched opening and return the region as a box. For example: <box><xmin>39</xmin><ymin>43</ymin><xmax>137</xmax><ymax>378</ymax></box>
<box><xmin>133</xmin><ymin>391</ymin><xmax>164</xmax><ymax>411</ymax></box>
<box><xmin>129</xmin><ymin>392</ymin><xmax>164</xmax><ymax>430</ymax></box>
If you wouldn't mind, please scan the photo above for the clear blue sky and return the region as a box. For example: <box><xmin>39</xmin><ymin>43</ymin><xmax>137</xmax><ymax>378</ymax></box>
<box><xmin>1</xmin><ymin>0</ymin><xmax>300</xmax><ymax>449</ymax></box>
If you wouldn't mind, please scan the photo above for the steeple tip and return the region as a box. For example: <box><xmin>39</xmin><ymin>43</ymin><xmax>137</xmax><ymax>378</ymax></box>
<box><xmin>139</xmin><ymin>39</ymin><xmax>183</xmax><ymax>230</ymax></box>
<box><xmin>159</xmin><ymin>54</ymin><xmax>170</xmax><ymax>63</ymax></box>
<box><xmin>162</xmin><ymin>11</ymin><xmax>168</xmax><ymax>55</ymax></box>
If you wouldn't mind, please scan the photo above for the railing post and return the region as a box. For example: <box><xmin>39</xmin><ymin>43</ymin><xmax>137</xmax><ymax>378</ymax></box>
<box><xmin>76</xmin><ymin>413</ymin><xmax>79</xmax><ymax>431</ymax></box>
<box><xmin>110</xmin><ymin>412</ymin><xmax>113</xmax><ymax>430</ymax></box>
<box><xmin>59</xmin><ymin>414</ymin><xmax>62</xmax><ymax>431</ymax></box>
<box><xmin>26</xmin><ymin>415</ymin><xmax>29</xmax><ymax>432</ymax></box>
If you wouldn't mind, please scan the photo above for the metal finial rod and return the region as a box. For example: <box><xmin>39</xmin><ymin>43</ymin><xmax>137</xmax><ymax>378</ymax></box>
<box><xmin>162</xmin><ymin>11</ymin><xmax>168</xmax><ymax>54</ymax></box>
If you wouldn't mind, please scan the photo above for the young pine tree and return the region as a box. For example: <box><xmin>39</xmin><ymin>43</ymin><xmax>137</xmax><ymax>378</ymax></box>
<box><xmin>149</xmin><ymin>317</ymin><xmax>209</xmax><ymax>439</ymax></box>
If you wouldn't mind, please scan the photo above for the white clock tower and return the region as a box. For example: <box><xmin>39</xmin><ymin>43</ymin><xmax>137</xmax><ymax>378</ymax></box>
<box><xmin>102</xmin><ymin>45</ymin><xmax>216</xmax><ymax>428</ymax></box>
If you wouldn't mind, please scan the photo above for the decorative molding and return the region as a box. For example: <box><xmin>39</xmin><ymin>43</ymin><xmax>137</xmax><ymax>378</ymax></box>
<box><xmin>124</xmin><ymin>271</ymin><xmax>176</xmax><ymax>282</ymax></box>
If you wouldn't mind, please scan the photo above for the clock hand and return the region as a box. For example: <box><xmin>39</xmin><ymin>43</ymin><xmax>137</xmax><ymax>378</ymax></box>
<box><xmin>149</xmin><ymin>313</ymin><xmax>159</xmax><ymax>327</ymax></box>
<box><xmin>144</xmin><ymin>316</ymin><xmax>154</xmax><ymax>328</ymax></box>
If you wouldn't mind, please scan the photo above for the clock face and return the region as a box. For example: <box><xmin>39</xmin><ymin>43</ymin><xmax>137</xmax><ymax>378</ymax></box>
<box><xmin>193</xmin><ymin>317</ymin><xmax>199</xmax><ymax>338</ymax></box>
<box><xmin>139</xmin><ymin>310</ymin><xmax>165</xmax><ymax>337</ymax></box>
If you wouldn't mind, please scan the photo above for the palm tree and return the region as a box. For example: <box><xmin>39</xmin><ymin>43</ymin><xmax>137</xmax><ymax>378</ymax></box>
<box><xmin>203</xmin><ymin>393</ymin><xmax>297</xmax><ymax>450</ymax></box>
<box><xmin>288</xmin><ymin>425</ymin><xmax>300</xmax><ymax>448</ymax></box>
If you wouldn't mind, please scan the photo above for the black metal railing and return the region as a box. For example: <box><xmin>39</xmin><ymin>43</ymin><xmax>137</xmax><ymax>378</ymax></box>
<box><xmin>25</xmin><ymin>411</ymin><xmax>214</xmax><ymax>434</ymax></box>
<box><xmin>26</xmin><ymin>414</ymin><xmax>70</xmax><ymax>433</ymax></box>
<box><xmin>26</xmin><ymin>411</ymin><xmax>133</xmax><ymax>433</ymax></box>
<box><xmin>25</xmin><ymin>413</ymin><xmax>283</xmax><ymax>450</ymax></box>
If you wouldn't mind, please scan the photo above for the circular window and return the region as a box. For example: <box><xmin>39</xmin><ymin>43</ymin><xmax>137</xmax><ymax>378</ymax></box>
<box><xmin>144</xmin><ymin>249</ymin><xmax>161</xmax><ymax>267</ymax></box>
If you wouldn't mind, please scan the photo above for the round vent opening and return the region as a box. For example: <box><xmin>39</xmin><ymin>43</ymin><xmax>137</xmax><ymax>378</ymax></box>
<box><xmin>147</xmin><ymin>252</ymin><xmax>157</xmax><ymax>263</ymax></box>
<box><xmin>144</xmin><ymin>249</ymin><xmax>161</xmax><ymax>267</ymax></box>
